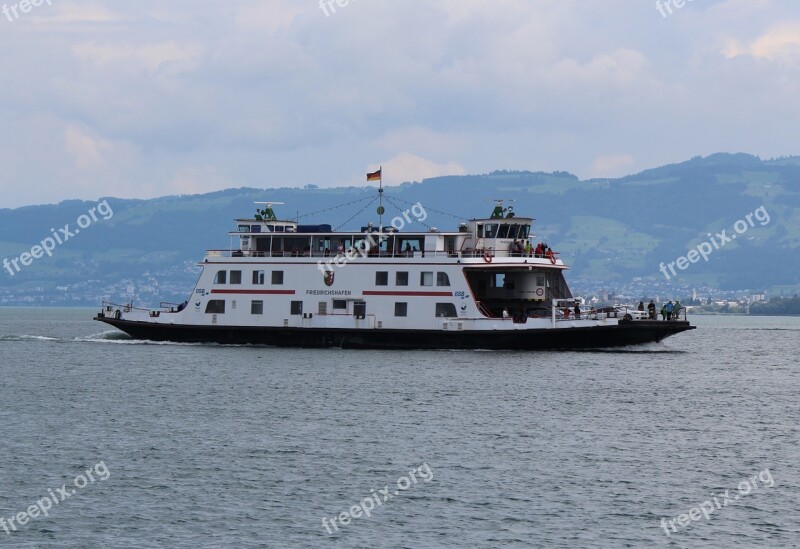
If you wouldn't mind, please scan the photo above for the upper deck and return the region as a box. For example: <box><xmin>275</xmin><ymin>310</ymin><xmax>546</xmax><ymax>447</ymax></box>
<box><xmin>208</xmin><ymin>202</ymin><xmax>563</xmax><ymax>266</ymax></box>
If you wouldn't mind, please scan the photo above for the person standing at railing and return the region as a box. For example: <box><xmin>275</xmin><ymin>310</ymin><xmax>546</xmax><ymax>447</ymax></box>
<box><xmin>524</xmin><ymin>240</ymin><xmax>532</xmax><ymax>257</ymax></box>
<box><xmin>648</xmin><ymin>300</ymin><xmax>656</xmax><ymax>319</ymax></box>
<box><xmin>674</xmin><ymin>300</ymin><xmax>682</xmax><ymax>320</ymax></box>
<box><xmin>666</xmin><ymin>300</ymin><xmax>674</xmax><ymax>320</ymax></box>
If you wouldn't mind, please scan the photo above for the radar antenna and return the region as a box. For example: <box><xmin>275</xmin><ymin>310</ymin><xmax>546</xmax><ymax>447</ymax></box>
<box><xmin>488</xmin><ymin>199</ymin><xmax>515</xmax><ymax>219</ymax></box>
<box><xmin>255</xmin><ymin>201</ymin><xmax>285</xmax><ymax>221</ymax></box>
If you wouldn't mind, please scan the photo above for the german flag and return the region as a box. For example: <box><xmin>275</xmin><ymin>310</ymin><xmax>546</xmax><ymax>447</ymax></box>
<box><xmin>366</xmin><ymin>168</ymin><xmax>382</xmax><ymax>182</ymax></box>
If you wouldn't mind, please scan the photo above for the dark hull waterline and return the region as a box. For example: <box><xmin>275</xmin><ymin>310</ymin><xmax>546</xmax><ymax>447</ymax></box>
<box><xmin>95</xmin><ymin>317</ymin><xmax>695</xmax><ymax>350</ymax></box>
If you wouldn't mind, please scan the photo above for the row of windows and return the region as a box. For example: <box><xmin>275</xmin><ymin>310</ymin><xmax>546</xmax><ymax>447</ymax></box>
<box><xmin>392</xmin><ymin>302</ymin><xmax>457</xmax><ymax>317</ymax></box>
<box><xmin>204</xmin><ymin>299</ymin><xmax>458</xmax><ymax>318</ymax></box>
<box><xmin>376</xmin><ymin>271</ymin><xmax>450</xmax><ymax>287</ymax></box>
<box><xmin>212</xmin><ymin>269</ymin><xmax>450</xmax><ymax>288</ymax></box>
<box><xmin>214</xmin><ymin>270</ymin><xmax>283</xmax><ymax>285</ymax></box>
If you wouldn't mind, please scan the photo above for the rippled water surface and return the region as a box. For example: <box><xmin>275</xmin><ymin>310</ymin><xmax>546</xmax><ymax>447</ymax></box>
<box><xmin>1</xmin><ymin>308</ymin><xmax>798</xmax><ymax>548</ymax></box>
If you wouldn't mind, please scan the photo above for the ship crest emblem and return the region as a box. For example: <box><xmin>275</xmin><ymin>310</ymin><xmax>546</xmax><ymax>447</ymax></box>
<box><xmin>323</xmin><ymin>270</ymin><xmax>335</xmax><ymax>286</ymax></box>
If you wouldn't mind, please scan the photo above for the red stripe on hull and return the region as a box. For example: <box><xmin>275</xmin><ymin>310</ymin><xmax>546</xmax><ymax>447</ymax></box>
<box><xmin>362</xmin><ymin>291</ymin><xmax>453</xmax><ymax>297</ymax></box>
<box><xmin>211</xmin><ymin>289</ymin><xmax>296</xmax><ymax>295</ymax></box>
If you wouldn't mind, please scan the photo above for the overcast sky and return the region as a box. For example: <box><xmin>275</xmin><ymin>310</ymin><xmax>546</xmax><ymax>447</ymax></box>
<box><xmin>1</xmin><ymin>0</ymin><xmax>799</xmax><ymax>207</ymax></box>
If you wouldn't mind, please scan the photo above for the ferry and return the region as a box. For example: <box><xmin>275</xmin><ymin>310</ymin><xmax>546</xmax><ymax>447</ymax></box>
<box><xmin>95</xmin><ymin>195</ymin><xmax>695</xmax><ymax>349</ymax></box>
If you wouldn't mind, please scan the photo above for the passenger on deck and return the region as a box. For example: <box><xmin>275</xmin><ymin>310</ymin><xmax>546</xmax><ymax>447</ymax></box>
<box><xmin>648</xmin><ymin>300</ymin><xmax>656</xmax><ymax>319</ymax></box>
<box><xmin>660</xmin><ymin>304</ymin><xmax>667</xmax><ymax>321</ymax></box>
<box><xmin>573</xmin><ymin>302</ymin><xmax>581</xmax><ymax>319</ymax></box>
<box><xmin>638</xmin><ymin>301</ymin><xmax>645</xmax><ymax>312</ymax></box>
<box><xmin>524</xmin><ymin>241</ymin><xmax>532</xmax><ymax>257</ymax></box>
<box><xmin>502</xmin><ymin>307</ymin><xmax>510</xmax><ymax>318</ymax></box>
<box><xmin>666</xmin><ymin>300</ymin><xmax>674</xmax><ymax>320</ymax></box>
<box><xmin>534</xmin><ymin>243</ymin><xmax>543</xmax><ymax>257</ymax></box>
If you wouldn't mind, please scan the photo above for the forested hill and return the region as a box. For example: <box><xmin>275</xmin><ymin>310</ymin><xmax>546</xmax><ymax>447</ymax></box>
<box><xmin>1</xmin><ymin>153</ymin><xmax>799</xmax><ymax>303</ymax></box>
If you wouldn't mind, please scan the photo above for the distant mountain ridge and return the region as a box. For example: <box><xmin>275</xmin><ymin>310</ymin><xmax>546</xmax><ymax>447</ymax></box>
<box><xmin>1</xmin><ymin>153</ymin><xmax>799</xmax><ymax>305</ymax></box>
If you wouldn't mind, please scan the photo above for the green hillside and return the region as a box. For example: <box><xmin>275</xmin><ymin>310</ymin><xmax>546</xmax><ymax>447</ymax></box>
<box><xmin>1</xmin><ymin>153</ymin><xmax>799</xmax><ymax>305</ymax></box>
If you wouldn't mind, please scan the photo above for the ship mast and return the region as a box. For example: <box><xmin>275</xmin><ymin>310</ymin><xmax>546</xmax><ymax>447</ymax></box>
<box><xmin>367</xmin><ymin>167</ymin><xmax>384</xmax><ymax>229</ymax></box>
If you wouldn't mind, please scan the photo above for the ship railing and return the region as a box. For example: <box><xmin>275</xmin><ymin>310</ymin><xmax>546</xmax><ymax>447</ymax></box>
<box><xmin>100</xmin><ymin>301</ymin><xmax>178</xmax><ymax>318</ymax></box>
<box><xmin>550</xmin><ymin>299</ymin><xmax>634</xmax><ymax>327</ymax></box>
<box><xmin>204</xmin><ymin>248</ymin><xmax>561</xmax><ymax>261</ymax></box>
<box><xmin>101</xmin><ymin>300</ymin><xmax>134</xmax><ymax>313</ymax></box>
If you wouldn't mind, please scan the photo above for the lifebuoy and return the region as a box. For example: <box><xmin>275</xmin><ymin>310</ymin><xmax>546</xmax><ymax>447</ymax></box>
<box><xmin>483</xmin><ymin>251</ymin><xmax>493</xmax><ymax>263</ymax></box>
<box><xmin>535</xmin><ymin>288</ymin><xmax>544</xmax><ymax>297</ymax></box>
<box><xmin>114</xmin><ymin>309</ymin><xmax>122</xmax><ymax>320</ymax></box>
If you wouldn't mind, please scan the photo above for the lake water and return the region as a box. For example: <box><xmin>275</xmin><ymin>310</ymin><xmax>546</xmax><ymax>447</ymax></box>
<box><xmin>0</xmin><ymin>309</ymin><xmax>798</xmax><ymax>548</ymax></box>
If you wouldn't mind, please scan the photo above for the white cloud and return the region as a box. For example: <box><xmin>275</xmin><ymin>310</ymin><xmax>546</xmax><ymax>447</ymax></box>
<box><xmin>1</xmin><ymin>0</ymin><xmax>799</xmax><ymax>207</ymax></box>
<box><xmin>372</xmin><ymin>153</ymin><xmax>466</xmax><ymax>185</ymax></box>
<box><xmin>170</xmin><ymin>165</ymin><xmax>233</xmax><ymax>196</ymax></box>
<box><xmin>234</xmin><ymin>1</ymin><xmax>305</xmax><ymax>31</ymax></box>
<box><xmin>71</xmin><ymin>41</ymin><xmax>203</xmax><ymax>72</ymax></box>
<box><xmin>723</xmin><ymin>22</ymin><xmax>800</xmax><ymax>61</ymax></box>
<box><xmin>64</xmin><ymin>127</ymin><xmax>112</xmax><ymax>170</ymax></box>
<box><xmin>589</xmin><ymin>154</ymin><xmax>636</xmax><ymax>179</ymax></box>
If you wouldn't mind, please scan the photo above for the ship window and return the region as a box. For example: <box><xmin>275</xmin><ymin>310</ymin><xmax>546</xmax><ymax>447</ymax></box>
<box><xmin>537</xmin><ymin>275</ymin><xmax>545</xmax><ymax>286</ymax></box>
<box><xmin>214</xmin><ymin>270</ymin><xmax>227</xmax><ymax>285</ymax></box>
<box><xmin>396</xmin><ymin>272</ymin><xmax>409</xmax><ymax>286</ymax></box>
<box><xmin>290</xmin><ymin>301</ymin><xmax>303</xmax><ymax>315</ymax></box>
<box><xmin>498</xmin><ymin>225</ymin><xmax>510</xmax><ymax>239</ymax></box>
<box><xmin>436</xmin><ymin>272</ymin><xmax>450</xmax><ymax>287</ymax></box>
<box><xmin>353</xmin><ymin>301</ymin><xmax>366</xmax><ymax>319</ymax></box>
<box><xmin>238</xmin><ymin>225</ymin><xmax>249</xmax><ymax>233</ymax></box>
<box><xmin>420</xmin><ymin>272</ymin><xmax>433</xmax><ymax>286</ymax></box>
<box><xmin>333</xmin><ymin>299</ymin><xmax>347</xmax><ymax>311</ymax></box>
<box><xmin>435</xmin><ymin>303</ymin><xmax>457</xmax><ymax>317</ymax></box>
<box><xmin>253</xmin><ymin>270</ymin><xmax>265</xmax><ymax>285</ymax></box>
<box><xmin>272</xmin><ymin>271</ymin><xmax>284</xmax><ymax>285</ymax></box>
<box><xmin>251</xmin><ymin>300</ymin><xmax>264</xmax><ymax>315</ymax></box>
<box><xmin>519</xmin><ymin>225</ymin><xmax>530</xmax><ymax>239</ymax></box>
<box><xmin>205</xmin><ymin>300</ymin><xmax>226</xmax><ymax>314</ymax></box>
<box><xmin>318</xmin><ymin>302</ymin><xmax>327</xmax><ymax>315</ymax></box>
<box><xmin>484</xmin><ymin>224</ymin><xmax>498</xmax><ymax>239</ymax></box>
<box><xmin>230</xmin><ymin>270</ymin><xmax>242</xmax><ymax>284</ymax></box>
<box><xmin>375</xmin><ymin>271</ymin><xmax>388</xmax><ymax>286</ymax></box>
<box><xmin>395</xmin><ymin>302</ymin><xmax>408</xmax><ymax>317</ymax></box>
<box><xmin>251</xmin><ymin>225</ymin><xmax>261</xmax><ymax>233</ymax></box>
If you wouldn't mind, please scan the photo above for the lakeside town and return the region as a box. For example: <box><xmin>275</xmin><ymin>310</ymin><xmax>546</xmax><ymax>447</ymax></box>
<box><xmin>2</xmin><ymin>269</ymin><xmax>797</xmax><ymax>315</ymax></box>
